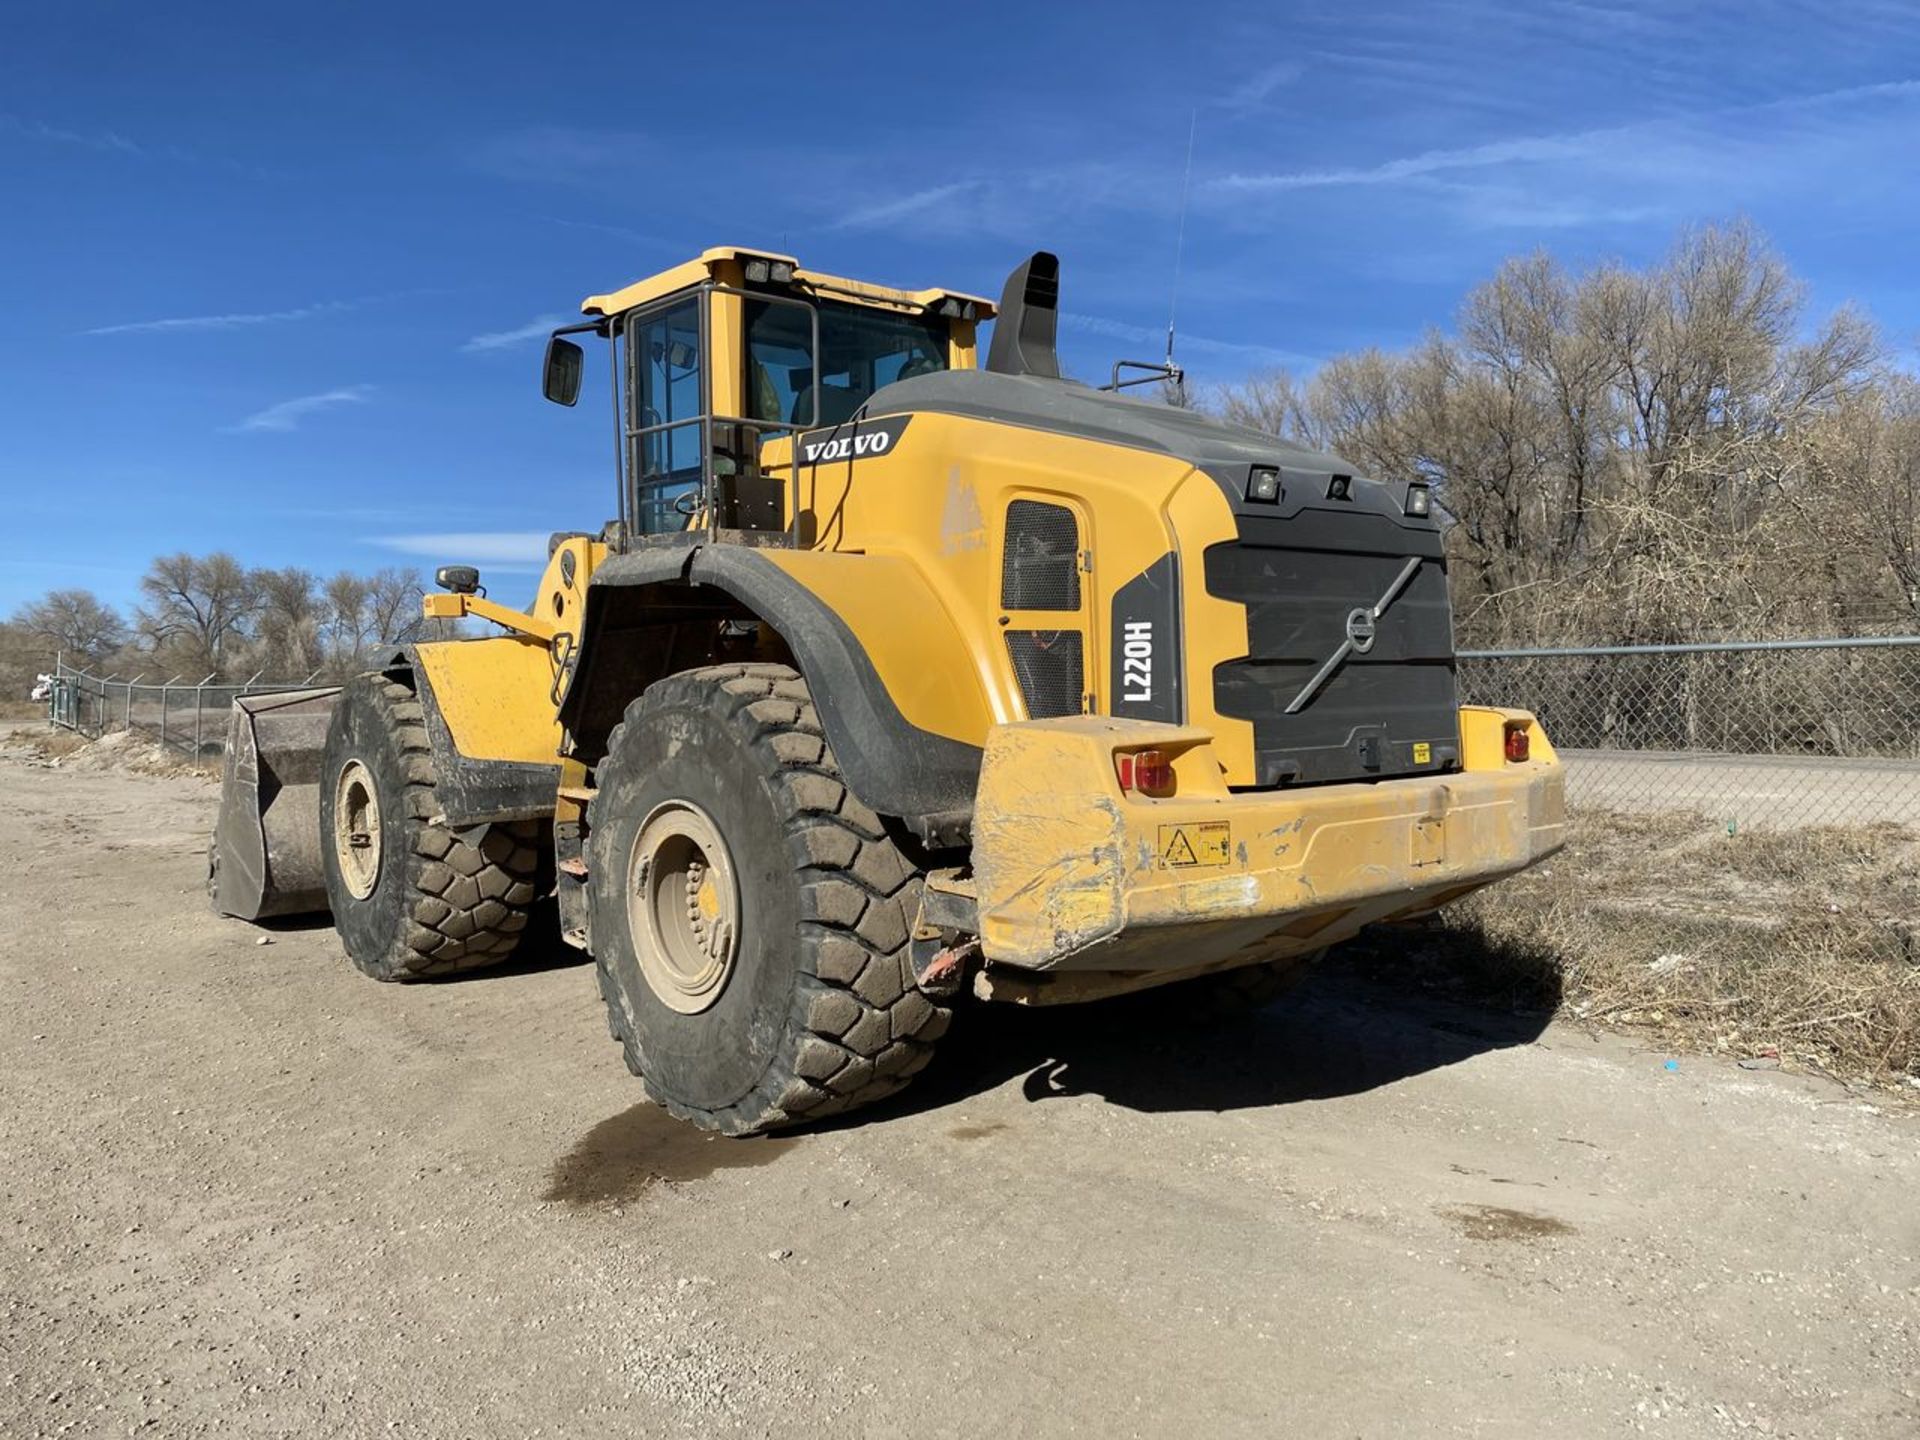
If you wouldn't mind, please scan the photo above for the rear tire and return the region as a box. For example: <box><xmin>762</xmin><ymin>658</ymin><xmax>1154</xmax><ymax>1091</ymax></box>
<box><xmin>319</xmin><ymin>675</ymin><xmax>546</xmax><ymax>981</ymax></box>
<box><xmin>586</xmin><ymin>664</ymin><xmax>949</xmax><ymax>1135</ymax></box>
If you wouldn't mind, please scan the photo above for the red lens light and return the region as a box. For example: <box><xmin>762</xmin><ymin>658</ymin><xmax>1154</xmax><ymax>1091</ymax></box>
<box><xmin>1503</xmin><ymin>725</ymin><xmax>1531</xmax><ymax>764</ymax></box>
<box><xmin>1115</xmin><ymin>749</ymin><xmax>1176</xmax><ymax>796</ymax></box>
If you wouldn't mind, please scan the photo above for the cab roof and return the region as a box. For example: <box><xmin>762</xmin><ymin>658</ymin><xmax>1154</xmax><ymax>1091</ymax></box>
<box><xmin>581</xmin><ymin>246</ymin><xmax>995</xmax><ymax>322</ymax></box>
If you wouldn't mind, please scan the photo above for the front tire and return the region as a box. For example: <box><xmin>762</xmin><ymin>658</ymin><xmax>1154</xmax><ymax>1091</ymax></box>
<box><xmin>586</xmin><ymin>664</ymin><xmax>949</xmax><ymax>1135</ymax></box>
<box><xmin>319</xmin><ymin>676</ymin><xmax>546</xmax><ymax>981</ymax></box>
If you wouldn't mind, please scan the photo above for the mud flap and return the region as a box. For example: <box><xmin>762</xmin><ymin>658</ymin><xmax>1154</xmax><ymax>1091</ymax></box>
<box><xmin>208</xmin><ymin>687</ymin><xmax>341</xmax><ymax>920</ymax></box>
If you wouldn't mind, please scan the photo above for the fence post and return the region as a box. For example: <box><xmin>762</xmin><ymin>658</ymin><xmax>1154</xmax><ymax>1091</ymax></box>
<box><xmin>157</xmin><ymin>675</ymin><xmax>183</xmax><ymax>747</ymax></box>
<box><xmin>125</xmin><ymin>674</ymin><xmax>145</xmax><ymax>731</ymax></box>
<box><xmin>95</xmin><ymin>675</ymin><xmax>116</xmax><ymax>738</ymax></box>
<box><xmin>192</xmin><ymin>672</ymin><xmax>216</xmax><ymax>761</ymax></box>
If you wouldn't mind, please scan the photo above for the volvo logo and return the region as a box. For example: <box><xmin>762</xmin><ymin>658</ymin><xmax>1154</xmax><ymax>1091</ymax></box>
<box><xmin>1284</xmin><ymin>555</ymin><xmax>1425</xmax><ymax>715</ymax></box>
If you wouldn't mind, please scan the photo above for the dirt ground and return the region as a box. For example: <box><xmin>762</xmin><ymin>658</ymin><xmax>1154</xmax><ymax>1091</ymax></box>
<box><xmin>2</xmin><ymin>732</ymin><xmax>1916</xmax><ymax>1439</ymax></box>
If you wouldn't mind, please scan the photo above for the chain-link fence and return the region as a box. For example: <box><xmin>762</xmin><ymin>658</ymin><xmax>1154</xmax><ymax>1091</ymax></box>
<box><xmin>47</xmin><ymin>656</ymin><xmax>326</xmax><ymax>764</ymax></box>
<box><xmin>1458</xmin><ymin>637</ymin><xmax>1920</xmax><ymax>829</ymax></box>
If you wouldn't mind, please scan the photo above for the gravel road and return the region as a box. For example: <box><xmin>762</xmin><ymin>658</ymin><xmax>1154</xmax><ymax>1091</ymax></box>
<box><xmin>1561</xmin><ymin>748</ymin><xmax>1920</xmax><ymax>828</ymax></box>
<box><xmin>2</xmin><ymin>735</ymin><xmax>1915</xmax><ymax>1438</ymax></box>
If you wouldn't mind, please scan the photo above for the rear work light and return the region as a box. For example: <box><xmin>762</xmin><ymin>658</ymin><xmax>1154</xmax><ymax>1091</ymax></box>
<box><xmin>1503</xmin><ymin>722</ymin><xmax>1531</xmax><ymax>764</ymax></box>
<box><xmin>1115</xmin><ymin>749</ymin><xmax>1176</xmax><ymax>797</ymax></box>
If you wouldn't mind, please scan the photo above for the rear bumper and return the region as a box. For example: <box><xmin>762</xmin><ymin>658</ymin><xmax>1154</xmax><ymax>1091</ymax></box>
<box><xmin>969</xmin><ymin>707</ymin><xmax>1564</xmax><ymax>973</ymax></box>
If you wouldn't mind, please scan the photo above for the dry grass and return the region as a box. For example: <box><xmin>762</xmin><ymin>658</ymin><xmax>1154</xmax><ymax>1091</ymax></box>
<box><xmin>3</xmin><ymin>725</ymin><xmax>90</xmax><ymax>761</ymax></box>
<box><xmin>1355</xmin><ymin>811</ymin><xmax>1920</xmax><ymax>1092</ymax></box>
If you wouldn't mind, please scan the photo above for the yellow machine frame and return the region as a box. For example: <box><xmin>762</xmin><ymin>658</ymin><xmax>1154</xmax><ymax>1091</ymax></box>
<box><xmin>399</xmin><ymin>247</ymin><xmax>1565</xmax><ymax>990</ymax></box>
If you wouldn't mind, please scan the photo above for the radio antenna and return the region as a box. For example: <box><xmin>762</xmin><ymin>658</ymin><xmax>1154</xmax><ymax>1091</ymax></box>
<box><xmin>1166</xmin><ymin>109</ymin><xmax>1197</xmax><ymax>377</ymax></box>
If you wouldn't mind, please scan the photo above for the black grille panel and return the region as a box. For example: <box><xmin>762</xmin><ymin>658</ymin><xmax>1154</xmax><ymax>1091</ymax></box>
<box><xmin>1006</xmin><ymin>631</ymin><xmax>1085</xmax><ymax>719</ymax></box>
<box><xmin>1002</xmin><ymin>500</ymin><xmax>1081</xmax><ymax>611</ymax></box>
<box><xmin>1207</xmin><ymin>511</ymin><xmax>1460</xmax><ymax>786</ymax></box>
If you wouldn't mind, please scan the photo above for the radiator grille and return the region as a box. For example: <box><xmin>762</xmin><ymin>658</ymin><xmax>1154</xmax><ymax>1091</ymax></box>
<box><xmin>1002</xmin><ymin>500</ymin><xmax>1081</xmax><ymax>611</ymax></box>
<box><xmin>1006</xmin><ymin>631</ymin><xmax>1085</xmax><ymax>719</ymax></box>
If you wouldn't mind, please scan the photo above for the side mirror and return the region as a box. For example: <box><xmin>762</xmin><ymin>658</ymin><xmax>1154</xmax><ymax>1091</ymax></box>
<box><xmin>542</xmin><ymin>336</ymin><xmax>584</xmax><ymax>407</ymax></box>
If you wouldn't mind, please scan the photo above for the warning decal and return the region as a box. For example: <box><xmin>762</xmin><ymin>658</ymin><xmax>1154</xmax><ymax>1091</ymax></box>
<box><xmin>1413</xmin><ymin>741</ymin><xmax>1432</xmax><ymax>764</ymax></box>
<box><xmin>1158</xmin><ymin>822</ymin><xmax>1231</xmax><ymax>868</ymax></box>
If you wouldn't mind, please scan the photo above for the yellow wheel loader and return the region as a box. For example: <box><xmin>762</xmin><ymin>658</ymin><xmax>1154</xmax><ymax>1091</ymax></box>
<box><xmin>210</xmin><ymin>246</ymin><xmax>1566</xmax><ymax>1134</ymax></box>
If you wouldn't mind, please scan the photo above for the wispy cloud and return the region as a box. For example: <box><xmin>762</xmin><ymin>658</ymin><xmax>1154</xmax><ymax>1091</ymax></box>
<box><xmin>462</xmin><ymin>314</ymin><xmax>568</xmax><ymax>353</ymax></box>
<box><xmin>84</xmin><ymin>300</ymin><xmax>355</xmax><ymax>337</ymax></box>
<box><xmin>0</xmin><ymin>113</ymin><xmax>142</xmax><ymax>156</ymax></box>
<box><xmin>1211</xmin><ymin>77</ymin><xmax>1920</xmax><ymax>194</ymax></box>
<box><xmin>0</xmin><ymin>111</ymin><xmax>265</xmax><ymax>174</ymax></box>
<box><xmin>225</xmin><ymin>385</ymin><xmax>373</xmax><ymax>434</ymax></box>
<box><xmin>1213</xmin><ymin>126</ymin><xmax>1632</xmax><ymax>193</ymax></box>
<box><xmin>369</xmin><ymin>532</ymin><xmax>550</xmax><ymax>569</ymax></box>
<box><xmin>473</xmin><ymin>126</ymin><xmax>648</xmax><ymax>182</ymax></box>
<box><xmin>541</xmin><ymin>215</ymin><xmax>675</xmax><ymax>247</ymax></box>
<box><xmin>832</xmin><ymin>181</ymin><xmax>980</xmax><ymax>231</ymax></box>
<box><xmin>1060</xmin><ymin>312</ymin><xmax>1317</xmax><ymax>370</ymax></box>
<box><xmin>1224</xmin><ymin>61</ymin><xmax>1305</xmax><ymax>110</ymax></box>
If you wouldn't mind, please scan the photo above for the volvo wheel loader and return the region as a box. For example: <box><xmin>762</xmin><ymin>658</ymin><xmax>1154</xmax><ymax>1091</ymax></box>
<box><xmin>210</xmin><ymin>246</ymin><xmax>1566</xmax><ymax>1134</ymax></box>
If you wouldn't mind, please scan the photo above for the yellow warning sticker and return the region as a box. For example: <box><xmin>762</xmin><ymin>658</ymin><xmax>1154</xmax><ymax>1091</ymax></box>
<box><xmin>1413</xmin><ymin>741</ymin><xmax>1432</xmax><ymax>765</ymax></box>
<box><xmin>1158</xmin><ymin>822</ymin><xmax>1231</xmax><ymax>868</ymax></box>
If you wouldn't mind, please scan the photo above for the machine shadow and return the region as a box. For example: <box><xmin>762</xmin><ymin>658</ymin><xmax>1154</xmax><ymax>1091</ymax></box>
<box><xmin>427</xmin><ymin>899</ymin><xmax>593</xmax><ymax>983</ymax></box>
<box><xmin>869</xmin><ymin>937</ymin><xmax>1559</xmax><ymax>1124</ymax></box>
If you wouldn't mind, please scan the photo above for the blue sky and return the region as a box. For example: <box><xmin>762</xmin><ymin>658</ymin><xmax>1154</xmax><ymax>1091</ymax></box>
<box><xmin>4</xmin><ymin>0</ymin><xmax>1919</xmax><ymax>617</ymax></box>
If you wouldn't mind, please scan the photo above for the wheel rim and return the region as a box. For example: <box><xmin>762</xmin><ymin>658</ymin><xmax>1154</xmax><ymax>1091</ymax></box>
<box><xmin>627</xmin><ymin>801</ymin><xmax>739</xmax><ymax>1015</ymax></box>
<box><xmin>332</xmin><ymin>758</ymin><xmax>383</xmax><ymax>901</ymax></box>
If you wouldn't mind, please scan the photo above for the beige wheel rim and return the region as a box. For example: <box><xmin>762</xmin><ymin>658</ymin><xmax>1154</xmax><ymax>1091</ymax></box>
<box><xmin>332</xmin><ymin>758</ymin><xmax>383</xmax><ymax>901</ymax></box>
<box><xmin>627</xmin><ymin>801</ymin><xmax>739</xmax><ymax>1015</ymax></box>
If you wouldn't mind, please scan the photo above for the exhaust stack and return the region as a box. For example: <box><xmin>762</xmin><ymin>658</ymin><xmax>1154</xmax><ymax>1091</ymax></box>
<box><xmin>986</xmin><ymin>251</ymin><xmax>1061</xmax><ymax>380</ymax></box>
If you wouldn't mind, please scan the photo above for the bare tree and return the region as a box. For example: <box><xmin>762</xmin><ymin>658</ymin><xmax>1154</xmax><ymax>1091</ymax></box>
<box><xmin>10</xmin><ymin>589</ymin><xmax>126</xmax><ymax>666</ymax></box>
<box><xmin>135</xmin><ymin>553</ymin><xmax>259</xmax><ymax>674</ymax></box>
<box><xmin>365</xmin><ymin>568</ymin><xmax>426</xmax><ymax>652</ymax></box>
<box><xmin>1213</xmin><ymin>369</ymin><xmax>1322</xmax><ymax>446</ymax></box>
<box><xmin>1215</xmin><ymin>222</ymin><xmax>1890</xmax><ymax>647</ymax></box>
<box><xmin>252</xmin><ymin>567</ymin><xmax>326</xmax><ymax>678</ymax></box>
<box><xmin>323</xmin><ymin>571</ymin><xmax>373</xmax><ymax>666</ymax></box>
<box><xmin>1808</xmin><ymin>375</ymin><xmax>1920</xmax><ymax>625</ymax></box>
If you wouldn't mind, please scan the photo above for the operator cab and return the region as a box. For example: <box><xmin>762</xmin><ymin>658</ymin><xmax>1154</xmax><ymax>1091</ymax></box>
<box><xmin>540</xmin><ymin>246</ymin><xmax>992</xmax><ymax>544</ymax></box>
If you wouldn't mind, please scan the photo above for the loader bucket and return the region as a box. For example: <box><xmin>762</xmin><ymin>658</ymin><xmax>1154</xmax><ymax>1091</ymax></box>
<box><xmin>208</xmin><ymin>687</ymin><xmax>342</xmax><ymax>920</ymax></box>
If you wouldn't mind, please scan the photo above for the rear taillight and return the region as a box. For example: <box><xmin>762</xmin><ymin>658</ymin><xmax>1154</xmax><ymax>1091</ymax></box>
<box><xmin>1503</xmin><ymin>723</ymin><xmax>1531</xmax><ymax>764</ymax></box>
<box><xmin>1115</xmin><ymin>748</ymin><xmax>1176</xmax><ymax>797</ymax></box>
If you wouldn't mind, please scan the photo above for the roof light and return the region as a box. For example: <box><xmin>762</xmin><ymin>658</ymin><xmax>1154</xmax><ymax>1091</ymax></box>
<box><xmin>961</xmin><ymin>301</ymin><xmax>977</xmax><ymax>321</ymax></box>
<box><xmin>769</xmin><ymin>261</ymin><xmax>794</xmax><ymax>283</ymax></box>
<box><xmin>1327</xmin><ymin>475</ymin><xmax>1352</xmax><ymax>501</ymax></box>
<box><xmin>743</xmin><ymin>259</ymin><xmax>771</xmax><ymax>284</ymax></box>
<box><xmin>936</xmin><ymin>297</ymin><xmax>963</xmax><ymax>317</ymax></box>
<box><xmin>1406</xmin><ymin>483</ymin><xmax>1431</xmax><ymax>517</ymax></box>
<box><xmin>1246</xmin><ymin>466</ymin><xmax>1282</xmax><ymax>504</ymax></box>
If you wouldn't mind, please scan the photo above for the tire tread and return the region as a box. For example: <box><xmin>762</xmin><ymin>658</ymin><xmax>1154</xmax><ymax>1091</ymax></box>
<box><xmin>332</xmin><ymin>676</ymin><xmax>546</xmax><ymax>981</ymax></box>
<box><xmin>588</xmin><ymin>663</ymin><xmax>948</xmax><ymax>1134</ymax></box>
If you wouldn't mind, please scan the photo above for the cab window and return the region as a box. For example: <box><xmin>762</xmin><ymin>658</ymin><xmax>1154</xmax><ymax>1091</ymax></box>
<box><xmin>745</xmin><ymin>300</ymin><xmax>946</xmax><ymax>430</ymax></box>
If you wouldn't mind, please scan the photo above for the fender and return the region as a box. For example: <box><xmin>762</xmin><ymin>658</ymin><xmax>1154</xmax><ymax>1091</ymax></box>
<box><xmin>564</xmin><ymin>544</ymin><xmax>984</xmax><ymax>845</ymax></box>
<box><xmin>383</xmin><ymin>644</ymin><xmax>561</xmax><ymax>828</ymax></box>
